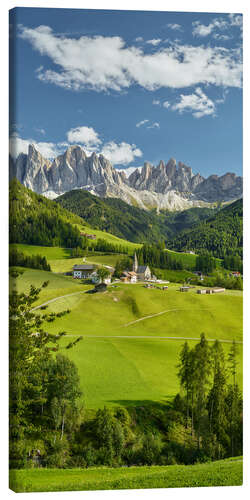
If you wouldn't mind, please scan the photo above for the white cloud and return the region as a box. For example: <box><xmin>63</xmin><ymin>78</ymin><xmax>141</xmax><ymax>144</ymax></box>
<box><xmin>136</xmin><ymin>119</ymin><xmax>149</xmax><ymax>128</ymax></box>
<box><xmin>192</xmin><ymin>18</ymin><xmax>228</xmax><ymax>37</ymax></box>
<box><xmin>147</xmin><ymin>122</ymin><xmax>160</xmax><ymax>129</ymax></box>
<box><xmin>100</xmin><ymin>142</ymin><xmax>142</xmax><ymax>165</ymax></box>
<box><xmin>10</xmin><ymin>126</ymin><xmax>142</xmax><ymax>166</ymax></box>
<box><xmin>19</xmin><ymin>25</ymin><xmax>242</xmax><ymax>91</ymax></box>
<box><xmin>146</xmin><ymin>39</ymin><xmax>162</xmax><ymax>46</ymax></box>
<box><xmin>171</xmin><ymin>87</ymin><xmax>216</xmax><ymax>118</ymax></box>
<box><xmin>167</xmin><ymin>23</ymin><xmax>182</xmax><ymax>31</ymax></box>
<box><xmin>135</xmin><ymin>36</ymin><xmax>143</xmax><ymax>42</ymax></box>
<box><xmin>67</xmin><ymin>126</ymin><xmax>101</xmax><ymax>148</ymax></box>
<box><xmin>213</xmin><ymin>33</ymin><xmax>231</xmax><ymax>41</ymax></box>
<box><xmin>192</xmin><ymin>14</ymin><xmax>242</xmax><ymax>38</ymax></box>
<box><xmin>152</xmin><ymin>99</ymin><xmax>161</xmax><ymax>106</ymax></box>
<box><xmin>9</xmin><ymin>133</ymin><xmax>61</xmax><ymax>159</ymax></box>
<box><xmin>228</xmin><ymin>13</ymin><xmax>243</xmax><ymax>27</ymax></box>
<box><xmin>163</xmin><ymin>101</ymin><xmax>170</xmax><ymax>108</ymax></box>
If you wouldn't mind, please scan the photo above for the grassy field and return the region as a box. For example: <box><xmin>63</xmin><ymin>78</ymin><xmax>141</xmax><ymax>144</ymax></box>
<box><xmin>12</xmin><ymin>268</ymin><xmax>91</xmax><ymax>305</ymax></box>
<box><xmin>10</xmin><ymin>243</ymin><xmax>133</xmax><ymax>273</ymax></box>
<box><xmin>165</xmin><ymin>249</ymin><xmax>198</xmax><ymax>269</ymax></box>
<box><xmin>14</xmin><ymin>270</ymin><xmax>243</xmax><ymax>408</ymax></box>
<box><xmin>78</xmin><ymin>224</ymin><xmax>142</xmax><ymax>252</ymax></box>
<box><xmin>9</xmin><ymin>457</ymin><xmax>243</xmax><ymax>492</ymax></box>
<box><xmin>10</xmin><ymin>243</ymin><xmax>72</xmax><ymax>260</ymax></box>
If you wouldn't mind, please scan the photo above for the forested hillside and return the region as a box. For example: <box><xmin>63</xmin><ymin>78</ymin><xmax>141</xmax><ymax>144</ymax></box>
<box><xmin>9</xmin><ymin>179</ymin><xmax>84</xmax><ymax>248</ymax></box>
<box><xmin>168</xmin><ymin>199</ymin><xmax>243</xmax><ymax>258</ymax></box>
<box><xmin>56</xmin><ymin>189</ymin><xmax>172</xmax><ymax>243</ymax></box>
<box><xmin>56</xmin><ymin>189</ymin><xmax>216</xmax><ymax>244</ymax></box>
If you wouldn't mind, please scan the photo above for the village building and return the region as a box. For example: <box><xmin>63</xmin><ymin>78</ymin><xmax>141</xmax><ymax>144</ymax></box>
<box><xmin>212</xmin><ymin>287</ymin><xmax>225</xmax><ymax>293</ymax></box>
<box><xmin>180</xmin><ymin>286</ymin><xmax>190</xmax><ymax>292</ymax></box>
<box><xmin>132</xmin><ymin>253</ymin><xmax>152</xmax><ymax>281</ymax></box>
<box><xmin>80</xmin><ymin>232</ymin><xmax>96</xmax><ymax>239</ymax></box>
<box><xmin>197</xmin><ymin>289</ymin><xmax>206</xmax><ymax>294</ymax></box>
<box><xmin>230</xmin><ymin>271</ymin><xmax>241</xmax><ymax>278</ymax></box>
<box><xmin>73</xmin><ymin>264</ymin><xmax>95</xmax><ymax>279</ymax></box>
<box><xmin>121</xmin><ymin>271</ymin><xmax>137</xmax><ymax>283</ymax></box>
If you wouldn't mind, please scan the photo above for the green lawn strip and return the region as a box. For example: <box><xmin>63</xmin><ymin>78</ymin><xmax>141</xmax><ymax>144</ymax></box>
<box><xmin>9</xmin><ymin>458</ymin><xmax>243</xmax><ymax>492</ymax></box>
<box><xmin>13</xmin><ymin>268</ymin><xmax>90</xmax><ymax>306</ymax></box>
<box><xmin>10</xmin><ymin>243</ymin><xmax>71</xmax><ymax>260</ymax></box>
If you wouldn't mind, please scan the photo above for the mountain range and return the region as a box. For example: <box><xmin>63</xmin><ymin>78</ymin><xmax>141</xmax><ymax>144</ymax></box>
<box><xmin>10</xmin><ymin>144</ymin><xmax>243</xmax><ymax>211</ymax></box>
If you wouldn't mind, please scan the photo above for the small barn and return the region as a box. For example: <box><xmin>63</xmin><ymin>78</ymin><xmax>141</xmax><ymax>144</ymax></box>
<box><xmin>206</xmin><ymin>289</ymin><xmax>213</xmax><ymax>294</ymax></box>
<box><xmin>197</xmin><ymin>289</ymin><xmax>206</xmax><ymax>294</ymax></box>
<box><xmin>180</xmin><ymin>286</ymin><xmax>189</xmax><ymax>292</ymax></box>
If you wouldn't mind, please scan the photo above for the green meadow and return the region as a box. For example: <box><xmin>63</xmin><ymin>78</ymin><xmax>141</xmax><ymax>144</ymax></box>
<box><xmin>9</xmin><ymin>457</ymin><xmax>243</xmax><ymax>492</ymax></box>
<box><xmin>78</xmin><ymin>224</ymin><xmax>142</xmax><ymax>252</ymax></box>
<box><xmin>14</xmin><ymin>270</ymin><xmax>243</xmax><ymax>409</ymax></box>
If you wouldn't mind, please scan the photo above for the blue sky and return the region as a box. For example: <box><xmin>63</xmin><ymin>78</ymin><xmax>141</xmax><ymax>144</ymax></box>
<box><xmin>9</xmin><ymin>7</ymin><xmax>243</xmax><ymax>177</ymax></box>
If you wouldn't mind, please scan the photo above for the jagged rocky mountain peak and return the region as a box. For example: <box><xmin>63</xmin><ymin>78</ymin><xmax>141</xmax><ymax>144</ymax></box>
<box><xmin>10</xmin><ymin>143</ymin><xmax>243</xmax><ymax>211</ymax></box>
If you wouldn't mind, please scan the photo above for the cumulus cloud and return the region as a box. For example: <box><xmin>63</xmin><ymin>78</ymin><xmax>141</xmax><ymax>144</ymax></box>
<box><xmin>163</xmin><ymin>101</ymin><xmax>170</xmax><ymax>108</ymax></box>
<box><xmin>213</xmin><ymin>33</ymin><xmax>231</xmax><ymax>41</ymax></box>
<box><xmin>100</xmin><ymin>142</ymin><xmax>142</xmax><ymax>165</ymax></box>
<box><xmin>192</xmin><ymin>14</ymin><xmax>242</xmax><ymax>38</ymax></box>
<box><xmin>135</xmin><ymin>36</ymin><xmax>143</xmax><ymax>42</ymax></box>
<box><xmin>136</xmin><ymin>119</ymin><xmax>160</xmax><ymax>129</ymax></box>
<box><xmin>136</xmin><ymin>119</ymin><xmax>149</xmax><ymax>128</ymax></box>
<box><xmin>10</xmin><ymin>126</ymin><xmax>142</xmax><ymax>166</ymax></box>
<box><xmin>167</xmin><ymin>23</ymin><xmax>182</xmax><ymax>31</ymax></box>
<box><xmin>9</xmin><ymin>133</ymin><xmax>61</xmax><ymax>159</ymax></box>
<box><xmin>228</xmin><ymin>13</ymin><xmax>243</xmax><ymax>27</ymax></box>
<box><xmin>146</xmin><ymin>39</ymin><xmax>162</xmax><ymax>46</ymax></box>
<box><xmin>147</xmin><ymin>122</ymin><xmax>160</xmax><ymax>129</ymax></box>
<box><xmin>19</xmin><ymin>25</ymin><xmax>242</xmax><ymax>92</ymax></box>
<box><xmin>152</xmin><ymin>99</ymin><xmax>161</xmax><ymax>105</ymax></box>
<box><xmin>67</xmin><ymin>126</ymin><xmax>101</xmax><ymax>148</ymax></box>
<box><xmin>192</xmin><ymin>18</ymin><xmax>229</xmax><ymax>37</ymax></box>
<box><xmin>171</xmin><ymin>87</ymin><xmax>216</xmax><ymax>118</ymax></box>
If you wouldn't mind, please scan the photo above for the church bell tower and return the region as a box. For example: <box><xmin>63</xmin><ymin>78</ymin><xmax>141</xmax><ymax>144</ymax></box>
<box><xmin>133</xmin><ymin>252</ymin><xmax>138</xmax><ymax>273</ymax></box>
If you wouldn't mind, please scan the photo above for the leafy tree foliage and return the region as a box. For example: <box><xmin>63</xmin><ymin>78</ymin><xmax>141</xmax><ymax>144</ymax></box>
<box><xmin>177</xmin><ymin>334</ymin><xmax>242</xmax><ymax>461</ymax></box>
<box><xmin>9</xmin><ymin>270</ymin><xmax>82</xmax><ymax>468</ymax></box>
<box><xmin>96</xmin><ymin>267</ymin><xmax>110</xmax><ymax>283</ymax></box>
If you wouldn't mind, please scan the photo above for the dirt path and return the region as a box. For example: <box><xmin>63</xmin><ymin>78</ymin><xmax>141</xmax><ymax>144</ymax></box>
<box><xmin>123</xmin><ymin>308</ymin><xmax>186</xmax><ymax>327</ymax></box>
<box><xmin>63</xmin><ymin>334</ymin><xmax>242</xmax><ymax>344</ymax></box>
<box><xmin>31</xmin><ymin>290</ymin><xmax>87</xmax><ymax>311</ymax></box>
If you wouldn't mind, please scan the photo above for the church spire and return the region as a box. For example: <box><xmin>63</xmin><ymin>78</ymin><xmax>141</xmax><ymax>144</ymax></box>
<box><xmin>133</xmin><ymin>252</ymin><xmax>138</xmax><ymax>273</ymax></box>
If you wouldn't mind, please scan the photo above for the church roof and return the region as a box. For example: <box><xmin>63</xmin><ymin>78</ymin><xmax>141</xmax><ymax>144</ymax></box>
<box><xmin>137</xmin><ymin>265</ymin><xmax>149</xmax><ymax>273</ymax></box>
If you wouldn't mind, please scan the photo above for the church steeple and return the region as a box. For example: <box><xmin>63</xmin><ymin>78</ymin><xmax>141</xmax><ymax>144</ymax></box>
<box><xmin>133</xmin><ymin>252</ymin><xmax>138</xmax><ymax>273</ymax></box>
